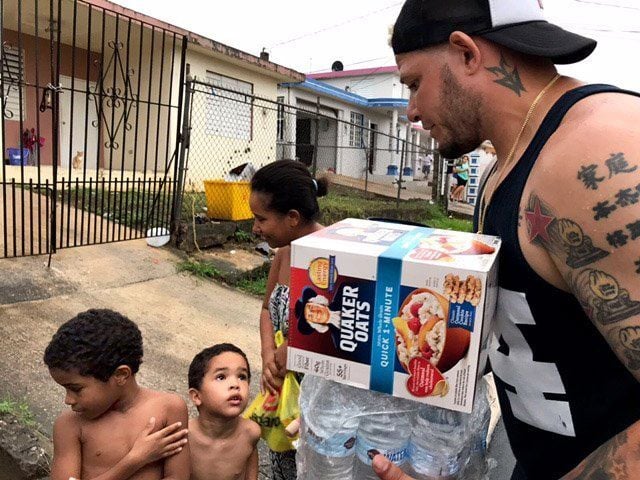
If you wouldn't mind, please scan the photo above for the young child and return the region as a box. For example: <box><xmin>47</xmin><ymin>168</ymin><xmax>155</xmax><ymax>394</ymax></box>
<box><xmin>187</xmin><ymin>343</ymin><xmax>260</xmax><ymax>480</ymax></box>
<box><xmin>44</xmin><ymin>309</ymin><xmax>190</xmax><ymax>480</ymax></box>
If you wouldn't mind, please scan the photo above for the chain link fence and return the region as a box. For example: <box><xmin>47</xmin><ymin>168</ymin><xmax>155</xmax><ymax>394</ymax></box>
<box><xmin>178</xmin><ymin>79</ymin><xmax>442</xmax><ymax>224</ymax></box>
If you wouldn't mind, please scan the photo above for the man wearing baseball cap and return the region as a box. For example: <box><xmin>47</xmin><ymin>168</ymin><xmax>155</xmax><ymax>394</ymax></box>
<box><xmin>375</xmin><ymin>1</ymin><xmax>640</xmax><ymax>479</ymax></box>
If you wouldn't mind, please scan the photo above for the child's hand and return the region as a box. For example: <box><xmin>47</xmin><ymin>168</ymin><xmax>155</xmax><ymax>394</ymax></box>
<box><xmin>285</xmin><ymin>418</ymin><xmax>300</xmax><ymax>438</ymax></box>
<box><xmin>128</xmin><ymin>417</ymin><xmax>188</xmax><ymax>466</ymax></box>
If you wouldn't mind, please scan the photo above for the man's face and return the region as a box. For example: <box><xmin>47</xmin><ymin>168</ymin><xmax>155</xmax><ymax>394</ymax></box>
<box><xmin>304</xmin><ymin>303</ymin><xmax>331</xmax><ymax>325</ymax></box>
<box><xmin>397</xmin><ymin>49</ymin><xmax>483</xmax><ymax>159</ymax></box>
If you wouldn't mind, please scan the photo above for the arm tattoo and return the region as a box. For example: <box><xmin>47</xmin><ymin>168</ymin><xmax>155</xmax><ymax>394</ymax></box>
<box><xmin>577</xmin><ymin>153</ymin><xmax>638</xmax><ymax>190</ymax></box>
<box><xmin>485</xmin><ymin>54</ymin><xmax>526</xmax><ymax>97</ymax></box>
<box><xmin>619</xmin><ymin>326</ymin><xmax>640</xmax><ymax>371</ymax></box>
<box><xmin>524</xmin><ymin>194</ymin><xmax>609</xmax><ymax>268</ymax></box>
<box><xmin>568</xmin><ymin>268</ymin><xmax>640</xmax><ymax>326</ymax></box>
<box><xmin>563</xmin><ymin>431</ymin><xmax>629</xmax><ymax>479</ymax></box>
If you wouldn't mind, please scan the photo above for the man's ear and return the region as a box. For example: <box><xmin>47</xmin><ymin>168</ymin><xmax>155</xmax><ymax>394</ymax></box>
<box><xmin>188</xmin><ymin>388</ymin><xmax>202</xmax><ymax>407</ymax></box>
<box><xmin>448</xmin><ymin>31</ymin><xmax>483</xmax><ymax>74</ymax></box>
<box><xmin>112</xmin><ymin>365</ymin><xmax>133</xmax><ymax>386</ymax></box>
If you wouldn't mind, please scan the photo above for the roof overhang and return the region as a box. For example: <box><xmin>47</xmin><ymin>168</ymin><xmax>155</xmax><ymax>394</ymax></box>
<box><xmin>91</xmin><ymin>0</ymin><xmax>305</xmax><ymax>83</ymax></box>
<box><xmin>281</xmin><ymin>78</ymin><xmax>408</xmax><ymax>110</ymax></box>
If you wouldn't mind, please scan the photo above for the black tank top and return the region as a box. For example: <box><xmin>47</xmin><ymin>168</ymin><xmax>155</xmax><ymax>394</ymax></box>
<box><xmin>475</xmin><ymin>85</ymin><xmax>640</xmax><ymax>479</ymax></box>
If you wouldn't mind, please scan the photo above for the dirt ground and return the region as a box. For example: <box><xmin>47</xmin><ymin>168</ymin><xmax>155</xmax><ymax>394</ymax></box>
<box><xmin>0</xmin><ymin>239</ymin><xmax>273</xmax><ymax>478</ymax></box>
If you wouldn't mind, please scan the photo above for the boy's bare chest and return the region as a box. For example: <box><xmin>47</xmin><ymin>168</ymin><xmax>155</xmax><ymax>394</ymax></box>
<box><xmin>80</xmin><ymin>412</ymin><xmax>166</xmax><ymax>478</ymax></box>
<box><xmin>191</xmin><ymin>434</ymin><xmax>250</xmax><ymax>480</ymax></box>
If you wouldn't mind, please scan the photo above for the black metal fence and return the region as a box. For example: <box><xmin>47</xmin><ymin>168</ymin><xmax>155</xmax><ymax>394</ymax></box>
<box><xmin>1</xmin><ymin>0</ymin><xmax>186</xmax><ymax>259</ymax></box>
<box><xmin>177</xmin><ymin>79</ymin><xmax>437</xmax><ymax>224</ymax></box>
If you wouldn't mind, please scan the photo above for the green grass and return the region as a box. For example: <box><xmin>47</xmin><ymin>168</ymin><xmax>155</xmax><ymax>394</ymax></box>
<box><xmin>55</xmin><ymin>185</ymin><xmax>171</xmax><ymax>230</ymax></box>
<box><xmin>177</xmin><ymin>259</ymin><xmax>268</xmax><ymax>296</ymax></box>
<box><xmin>236</xmin><ymin>272</ymin><xmax>268</xmax><ymax>296</ymax></box>
<box><xmin>233</xmin><ymin>229</ymin><xmax>253</xmax><ymax>243</ymax></box>
<box><xmin>319</xmin><ymin>185</ymin><xmax>472</xmax><ymax>232</ymax></box>
<box><xmin>176</xmin><ymin>259</ymin><xmax>222</xmax><ymax>279</ymax></box>
<box><xmin>0</xmin><ymin>398</ymin><xmax>36</xmax><ymax>427</ymax></box>
<box><xmin>56</xmin><ymin>181</ymin><xmax>472</xmax><ymax>234</ymax></box>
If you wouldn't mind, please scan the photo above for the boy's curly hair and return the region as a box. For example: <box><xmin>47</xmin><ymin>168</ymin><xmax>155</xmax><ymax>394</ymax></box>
<box><xmin>188</xmin><ymin>343</ymin><xmax>250</xmax><ymax>390</ymax></box>
<box><xmin>44</xmin><ymin>309</ymin><xmax>143</xmax><ymax>382</ymax></box>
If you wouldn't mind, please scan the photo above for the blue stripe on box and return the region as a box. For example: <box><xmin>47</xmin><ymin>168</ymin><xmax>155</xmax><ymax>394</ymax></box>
<box><xmin>370</xmin><ymin>228</ymin><xmax>431</xmax><ymax>393</ymax></box>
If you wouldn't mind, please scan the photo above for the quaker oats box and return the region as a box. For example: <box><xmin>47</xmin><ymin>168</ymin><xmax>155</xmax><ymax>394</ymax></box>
<box><xmin>287</xmin><ymin>218</ymin><xmax>500</xmax><ymax>413</ymax></box>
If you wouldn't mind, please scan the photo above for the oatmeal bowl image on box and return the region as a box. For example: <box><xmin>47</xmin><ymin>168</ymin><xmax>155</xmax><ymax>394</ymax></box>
<box><xmin>393</xmin><ymin>288</ymin><xmax>471</xmax><ymax>378</ymax></box>
<box><xmin>410</xmin><ymin>234</ymin><xmax>496</xmax><ymax>262</ymax></box>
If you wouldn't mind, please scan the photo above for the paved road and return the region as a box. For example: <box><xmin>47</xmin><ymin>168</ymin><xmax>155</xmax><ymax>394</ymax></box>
<box><xmin>0</xmin><ymin>239</ymin><xmax>515</xmax><ymax>478</ymax></box>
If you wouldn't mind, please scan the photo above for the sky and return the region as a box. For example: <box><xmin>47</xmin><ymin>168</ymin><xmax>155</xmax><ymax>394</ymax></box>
<box><xmin>111</xmin><ymin>0</ymin><xmax>640</xmax><ymax>91</ymax></box>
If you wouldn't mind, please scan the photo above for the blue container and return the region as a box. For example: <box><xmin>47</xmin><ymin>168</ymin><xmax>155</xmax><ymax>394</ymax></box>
<box><xmin>403</xmin><ymin>166</ymin><xmax>413</xmax><ymax>177</ymax></box>
<box><xmin>7</xmin><ymin>148</ymin><xmax>29</xmax><ymax>166</ymax></box>
<box><xmin>386</xmin><ymin>164</ymin><xmax>398</xmax><ymax>176</ymax></box>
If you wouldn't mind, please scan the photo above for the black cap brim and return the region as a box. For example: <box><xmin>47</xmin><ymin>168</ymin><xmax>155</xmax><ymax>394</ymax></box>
<box><xmin>480</xmin><ymin>21</ymin><xmax>597</xmax><ymax>65</ymax></box>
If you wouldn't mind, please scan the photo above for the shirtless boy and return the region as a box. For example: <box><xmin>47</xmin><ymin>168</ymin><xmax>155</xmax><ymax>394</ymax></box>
<box><xmin>187</xmin><ymin>343</ymin><xmax>260</xmax><ymax>480</ymax></box>
<box><xmin>44</xmin><ymin>309</ymin><xmax>190</xmax><ymax>480</ymax></box>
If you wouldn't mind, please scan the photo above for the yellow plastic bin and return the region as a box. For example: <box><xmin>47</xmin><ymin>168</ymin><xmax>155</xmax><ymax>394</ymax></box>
<box><xmin>203</xmin><ymin>180</ymin><xmax>253</xmax><ymax>221</ymax></box>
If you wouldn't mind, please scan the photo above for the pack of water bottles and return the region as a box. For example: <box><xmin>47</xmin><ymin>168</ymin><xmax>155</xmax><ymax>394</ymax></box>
<box><xmin>296</xmin><ymin>375</ymin><xmax>494</xmax><ymax>480</ymax></box>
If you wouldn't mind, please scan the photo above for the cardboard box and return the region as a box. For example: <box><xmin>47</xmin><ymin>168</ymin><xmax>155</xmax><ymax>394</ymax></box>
<box><xmin>287</xmin><ymin>219</ymin><xmax>500</xmax><ymax>413</ymax></box>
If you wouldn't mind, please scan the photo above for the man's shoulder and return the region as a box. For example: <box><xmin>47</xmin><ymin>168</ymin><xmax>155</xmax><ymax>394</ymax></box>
<box><xmin>538</xmin><ymin>91</ymin><xmax>640</xmax><ymax>178</ymax></box>
<box><xmin>558</xmin><ymin>89</ymin><xmax>640</xmax><ymax>141</ymax></box>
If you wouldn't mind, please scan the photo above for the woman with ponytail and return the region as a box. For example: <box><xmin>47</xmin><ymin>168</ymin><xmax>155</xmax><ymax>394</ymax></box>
<box><xmin>249</xmin><ymin>160</ymin><xmax>328</xmax><ymax>479</ymax></box>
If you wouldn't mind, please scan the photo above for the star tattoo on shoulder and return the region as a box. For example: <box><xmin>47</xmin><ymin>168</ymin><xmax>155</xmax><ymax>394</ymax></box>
<box><xmin>486</xmin><ymin>54</ymin><xmax>527</xmax><ymax>97</ymax></box>
<box><xmin>524</xmin><ymin>194</ymin><xmax>609</xmax><ymax>269</ymax></box>
<box><xmin>526</xmin><ymin>196</ymin><xmax>554</xmax><ymax>243</ymax></box>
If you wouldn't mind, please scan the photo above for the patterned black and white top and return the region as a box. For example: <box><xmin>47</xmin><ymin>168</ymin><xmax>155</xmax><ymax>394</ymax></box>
<box><xmin>268</xmin><ymin>283</ymin><xmax>290</xmax><ymax>337</ymax></box>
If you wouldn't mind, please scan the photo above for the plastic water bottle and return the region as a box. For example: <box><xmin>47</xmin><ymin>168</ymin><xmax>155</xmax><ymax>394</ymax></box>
<box><xmin>297</xmin><ymin>375</ymin><xmax>363</xmax><ymax>479</ymax></box>
<box><xmin>406</xmin><ymin>403</ymin><xmax>470</xmax><ymax>479</ymax></box>
<box><xmin>459</xmin><ymin>379</ymin><xmax>492</xmax><ymax>480</ymax></box>
<box><xmin>353</xmin><ymin>394</ymin><xmax>415</xmax><ymax>480</ymax></box>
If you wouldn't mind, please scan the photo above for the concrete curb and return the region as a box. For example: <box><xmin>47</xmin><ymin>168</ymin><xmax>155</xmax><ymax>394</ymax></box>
<box><xmin>0</xmin><ymin>413</ymin><xmax>51</xmax><ymax>480</ymax></box>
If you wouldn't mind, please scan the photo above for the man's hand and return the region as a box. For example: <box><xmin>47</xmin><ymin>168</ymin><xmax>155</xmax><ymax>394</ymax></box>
<box><xmin>372</xmin><ymin>455</ymin><xmax>416</xmax><ymax>480</ymax></box>
<box><xmin>127</xmin><ymin>417</ymin><xmax>188</xmax><ymax>466</ymax></box>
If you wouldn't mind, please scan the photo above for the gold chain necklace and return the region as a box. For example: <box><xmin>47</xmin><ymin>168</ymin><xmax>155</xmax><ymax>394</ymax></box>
<box><xmin>477</xmin><ymin>73</ymin><xmax>562</xmax><ymax>234</ymax></box>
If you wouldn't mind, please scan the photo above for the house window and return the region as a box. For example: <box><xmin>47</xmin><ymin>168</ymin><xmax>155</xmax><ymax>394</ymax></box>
<box><xmin>1</xmin><ymin>45</ymin><xmax>26</xmax><ymax>121</ymax></box>
<box><xmin>276</xmin><ymin>96</ymin><xmax>285</xmax><ymax>141</ymax></box>
<box><xmin>205</xmin><ymin>72</ymin><xmax>253</xmax><ymax>141</ymax></box>
<box><xmin>349</xmin><ymin>111</ymin><xmax>365</xmax><ymax>147</ymax></box>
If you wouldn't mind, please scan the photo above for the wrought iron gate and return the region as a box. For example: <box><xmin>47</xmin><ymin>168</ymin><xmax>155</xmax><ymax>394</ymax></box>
<box><xmin>0</xmin><ymin>0</ymin><xmax>186</xmax><ymax>258</ymax></box>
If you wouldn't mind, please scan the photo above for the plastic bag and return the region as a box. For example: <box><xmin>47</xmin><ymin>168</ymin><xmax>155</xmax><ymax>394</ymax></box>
<box><xmin>244</xmin><ymin>330</ymin><xmax>300</xmax><ymax>452</ymax></box>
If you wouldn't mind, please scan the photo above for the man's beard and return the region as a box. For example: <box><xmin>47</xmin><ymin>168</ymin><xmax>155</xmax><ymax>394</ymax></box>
<box><xmin>437</xmin><ymin>65</ymin><xmax>483</xmax><ymax>159</ymax></box>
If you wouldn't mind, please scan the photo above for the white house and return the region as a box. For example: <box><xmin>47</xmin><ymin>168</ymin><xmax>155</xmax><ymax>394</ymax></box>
<box><xmin>278</xmin><ymin>66</ymin><xmax>436</xmax><ymax>181</ymax></box>
<box><xmin>0</xmin><ymin>0</ymin><xmax>304</xmax><ymax>187</ymax></box>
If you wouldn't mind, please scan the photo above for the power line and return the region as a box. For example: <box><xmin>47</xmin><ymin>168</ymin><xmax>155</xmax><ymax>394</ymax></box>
<box><xmin>348</xmin><ymin>65</ymin><xmax>390</xmax><ymax>90</ymax></box>
<box><xmin>572</xmin><ymin>0</ymin><xmax>640</xmax><ymax>11</ymax></box>
<box><xmin>269</xmin><ymin>2</ymin><xmax>403</xmax><ymax>48</ymax></box>
<box><xmin>306</xmin><ymin>56</ymin><xmax>390</xmax><ymax>74</ymax></box>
